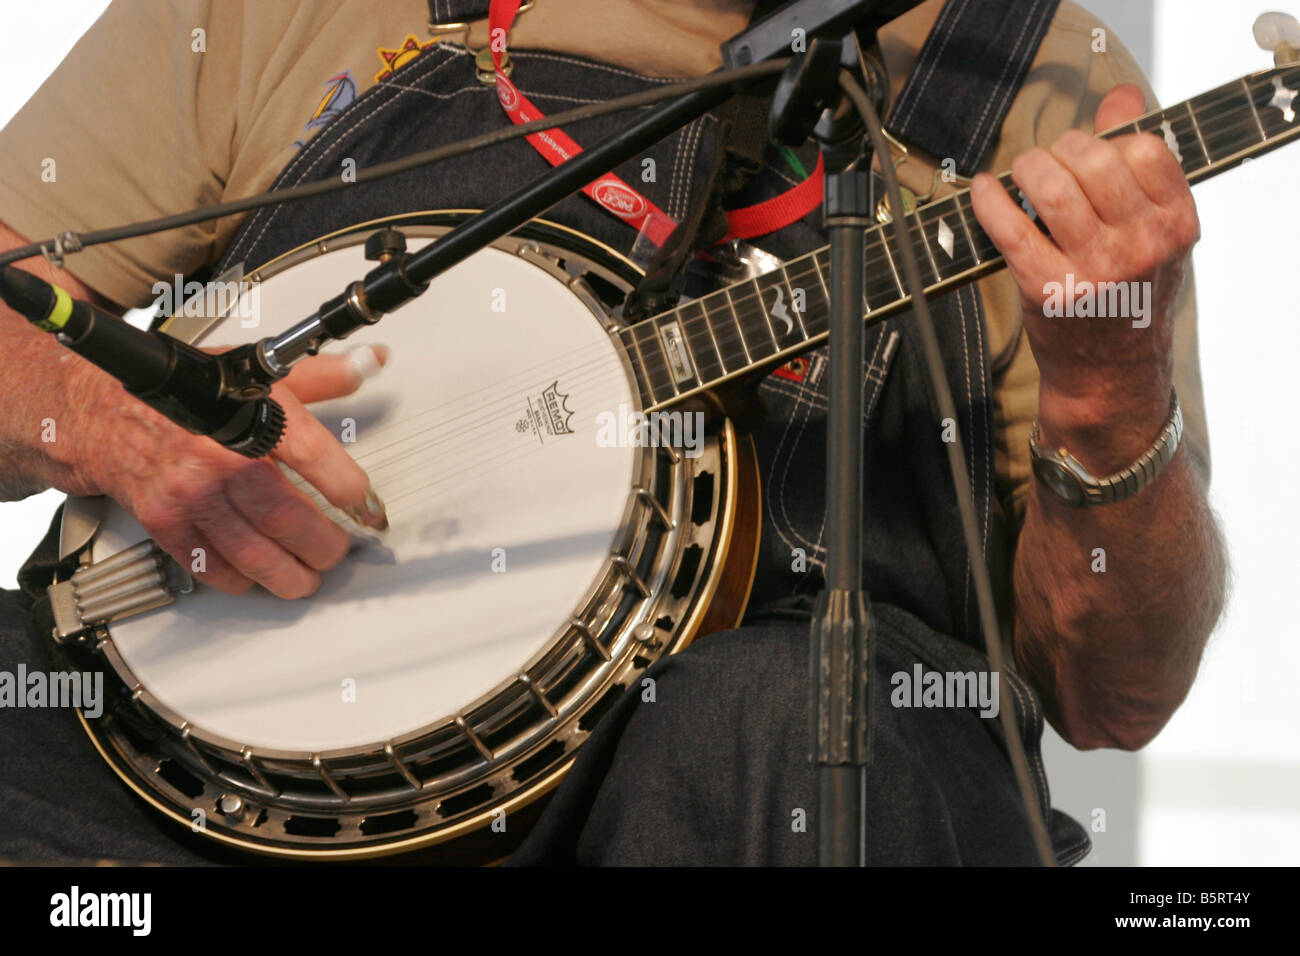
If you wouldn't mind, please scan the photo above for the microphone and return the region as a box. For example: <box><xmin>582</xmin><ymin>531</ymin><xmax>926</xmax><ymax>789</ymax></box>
<box><xmin>0</xmin><ymin>265</ymin><xmax>285</xmax><ymax>458</ymax></box>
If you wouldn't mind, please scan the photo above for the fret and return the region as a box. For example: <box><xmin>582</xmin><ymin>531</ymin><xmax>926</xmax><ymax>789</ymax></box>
<box><xmin>966</xmin><ymin>184</ymin><xmax>1004</xmax><ymax>260</ymax></box>
<box><xmin>863</xmin><ymin>233</ymin><xmax>902</xmax><ymax>307</ymax></box>
<box><xmin>1101</xmin><ymin>120</ymin><xmax>1141</xmax><ymax>140</ymax></box>
<box><xmin>952</xmin><ymin>195</ymin><xmax>983</xmax><ymax>265</ymax></box>
<box><xmin>698</xmin><ymin>291</ymin><xmax>746</xmax><ymax>375</ymax></box>
<box><xmin>1188</xmin><ymin>80</ymin><xmax>1259</xmax><ymax>163</ymax></box>
<box><xmin>1186</xmin><ymin>101</ymin><xmax>1212</xmax><ymax>169</ymax></box>
<box><xmin>911</xmin><ymin>210</ymin><xmax>943</xmax><ymax>284</ymax></box>
<box><xmin>777</xmin><ymin>263</ymin><xmax>811</xmax><ymax>340</ymax></box>
<box><xmin>677</xmin><ymin>299</ymin><xmax>727</xmax><ymax>382</ymax></box>
<box><xmin>1243</xmin><ymin>77</ymin><xmax>1268</xmax><ymax>140</ymax></box>
<box><xmin>1250</xmin><ymin>68</ymin><xmax>1300</xmax><ymax>141</ymax></box>
<box><xmin>729</xmin><ymin>278</ymin><xmax>782</xmax><ymax>362</ymax></box>
<box><xmin>722</xmin><ymin>286</ymin><xmax>755</xmax><ymax>365</ymax></box>
<box><xmin>810</xmin><ymin>249</ymin><xmax>832</xmax><ymax>319</ymax></box>
<box><xmin>879</xmin><ymin>231</ymin><xmax>905</xmax><ymax>297</ymax></box>
<box><xmin>751</xmin><ymin>278</ymin><xmax>781</xmax><ymax>349</ymax></box>
<box><xmin>647</xmin><ymin>319</ymin><xmax>681</xmax><ymax>397</ymax></box>
<box><xmin>622</xmin><ymin>323</ymin><xmax>664</xmax><ymax>406</ymax></box>
<box><xmin>798</xmin><ymin>252</ymin><xmax>832</xmax><ymax>337</ymax></box>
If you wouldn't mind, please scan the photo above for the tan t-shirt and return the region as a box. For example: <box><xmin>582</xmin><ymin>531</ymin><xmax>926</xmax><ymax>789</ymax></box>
<box><xmin>0</xmin><ymin>0</ymin><xmax>1208</xmax><ymax>584</ymax></box>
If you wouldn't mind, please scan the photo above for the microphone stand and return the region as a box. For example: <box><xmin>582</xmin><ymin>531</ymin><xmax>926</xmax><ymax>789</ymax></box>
<box><xmin>768</xmin><ymin>25</ymin><xmax>892</xmax><ymax>867</ymax></box>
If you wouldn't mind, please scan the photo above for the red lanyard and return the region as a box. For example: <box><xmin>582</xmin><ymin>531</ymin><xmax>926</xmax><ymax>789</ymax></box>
<box><xmin>487</xmin><ymin>0</ymin><xmax>824</xmax><ymax>246</ymax></box>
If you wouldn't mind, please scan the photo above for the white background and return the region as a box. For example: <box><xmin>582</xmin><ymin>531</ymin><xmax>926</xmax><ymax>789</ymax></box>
<box><xmin>1</xmin><ymin>1</ymin><xmax>1296</xmax><ymax>865</ymax></box>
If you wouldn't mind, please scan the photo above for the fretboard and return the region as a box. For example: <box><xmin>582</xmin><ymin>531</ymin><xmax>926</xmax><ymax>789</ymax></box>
<box><xmin>620</xmin><ymin>64</ymin><xmax>1300</xmax><ymax>411</ymax></box>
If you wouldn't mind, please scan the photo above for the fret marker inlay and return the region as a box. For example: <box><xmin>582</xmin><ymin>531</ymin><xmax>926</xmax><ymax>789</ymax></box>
<box><xmin>769</xmin><ymin>286</ymin><xmax>795</xmax><ymax>336</ymax></box>
<box><xmin>936</xmin><ymin>218</ymin><xmax>955</xmax><ymax>259</ymax></box>
<box><xmin>1160</xmin><ymin>119</ymin><xmax>1183</xmax><ymax>163</ymax></box>
<box><xmin>1271</xmin><ymin>76</ymin><xmax>1297</xmax><ymax>123</ymax></box>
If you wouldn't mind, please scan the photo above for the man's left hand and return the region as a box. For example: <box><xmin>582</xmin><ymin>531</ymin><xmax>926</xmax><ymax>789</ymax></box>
<box><xmin>970</xmin><ymin>83</ymin><xmax>1200</xmax><ymax>472</ymax></box>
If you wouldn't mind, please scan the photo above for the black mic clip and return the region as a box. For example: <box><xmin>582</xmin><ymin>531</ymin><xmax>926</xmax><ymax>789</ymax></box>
<box><xmin>125</xmin><ymin>337</ymin><xmax>287</xmax><ymax>459</ymax></box>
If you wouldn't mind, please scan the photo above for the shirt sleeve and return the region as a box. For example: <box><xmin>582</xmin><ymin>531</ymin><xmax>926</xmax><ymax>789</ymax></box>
<box><xmin>0</xmin><ymin>0</ymin><xmax>242</xmax><ymax>307</ymax></box>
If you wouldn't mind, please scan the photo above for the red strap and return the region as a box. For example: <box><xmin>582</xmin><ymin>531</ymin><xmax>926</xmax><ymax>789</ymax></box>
<box><xmin>724</xmin><ymin>152</ymin><xmax>824</xmax><ymax>240</ymax></box>
<box><xmin>487</xmin><ymin>0</ymin><xmax>822</xmax><ymax>246</ymax></box>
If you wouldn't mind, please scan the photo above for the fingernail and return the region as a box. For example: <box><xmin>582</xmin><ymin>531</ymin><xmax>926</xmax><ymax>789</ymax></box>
<box><xmin>364</xmin><ymin>486</ymin><xmax>389</xmax><ymax>531</ymax></box>
<box><xmin>346</xmin><ymin>345</ymin><xmax>388</xmax><ymax>383</ymax></box>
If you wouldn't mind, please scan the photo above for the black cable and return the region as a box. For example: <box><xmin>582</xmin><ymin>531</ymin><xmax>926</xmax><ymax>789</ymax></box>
<box><xmin>838</xmin><ymin>70</ymin><xmax>1058</xmax><ymax>867</ymax></box>
<box><xmin>0</xmin><ymin>58</ymin><xmax>789</xmax><ymax>270</ymax></box>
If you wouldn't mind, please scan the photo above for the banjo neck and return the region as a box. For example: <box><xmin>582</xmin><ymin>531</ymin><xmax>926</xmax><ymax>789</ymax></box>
<box><xmin>617</xmin><ymin>64</ymin><xmax>1300</xmax><ymax>413</ymax></box>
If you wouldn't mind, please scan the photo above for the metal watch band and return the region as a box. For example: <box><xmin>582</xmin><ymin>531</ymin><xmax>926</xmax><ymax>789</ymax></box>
<box><xmin>1029</xmin><ymin>390</ymin><xmax>1184</xmax><ymax>506</ymax></box>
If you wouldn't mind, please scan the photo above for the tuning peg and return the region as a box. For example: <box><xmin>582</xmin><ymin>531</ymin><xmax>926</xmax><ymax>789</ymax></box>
<box><xmin>1253</xmin><ymin>11</ymin><xmax>1300</xmax><ymax>64</ymax></box>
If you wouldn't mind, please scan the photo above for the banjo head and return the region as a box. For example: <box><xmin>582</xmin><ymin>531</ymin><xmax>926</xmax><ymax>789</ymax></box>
<box><xmin>56</xmin><ymin>213</ymin><xmax>757</xmax><ymax>860</ymax></box>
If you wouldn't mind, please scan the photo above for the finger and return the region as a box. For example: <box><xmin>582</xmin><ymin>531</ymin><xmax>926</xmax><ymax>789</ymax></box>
<box><xmin>1113</xmin><ymin>131</ymin><xmax>1195</xmax><ymax>209</ymax></box>
<box><xmin>1008</xmin><ymin>147</ymin><xmax>1101</xmax><ymax>253</ymax></box>
<box><xmin>1050</xmin><ymin>129</ymin><xmax>1146</xmax><ymax>226</ymax></box>
<box><xmin>189</xmin><ymin>487</ymin><xmax>322</xmax><ymax>599</ymax></box>
<box><xmin>149</xmin><ymin>522</ymin><xmax>254</xmax><ymax>596</ymax></box>
<box><xmin>1094</xmin><ymin>83</ymin><xmax>1146</xmax><ymax>134</ymax></box>
<box><xmin>970</xmin><ymin>171</ymin><xmax>1070</xmax><ymax>298</ymax></box>
<box><xmin>270</xmin><ymin>389</ymin><xmax>388</xmax><ymax>530</ymax></box>
<box><xmin>223</xmin><ymin>458</ymin><xmax>352</xmax><ymax>572</ymax></box>
<box><xmin>280</xmin><ymin>344</ymin><xmax>390</xmax><ymax>405</ymax></box>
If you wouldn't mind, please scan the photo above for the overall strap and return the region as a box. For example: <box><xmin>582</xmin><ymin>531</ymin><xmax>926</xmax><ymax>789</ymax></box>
<box><xmin>888</xmin><ymin>0</ymin><xmax>1061</xmax><ymax>176</ymax></box>
<box><xmin>877</xmin><ymin>0</ymin><xmax>1056</xmax><ymax>643</ymax></box>
<box><xmin>426</xmin><ymin>0</ymin><xmax>492</xmax><ymax>24</ymax></box>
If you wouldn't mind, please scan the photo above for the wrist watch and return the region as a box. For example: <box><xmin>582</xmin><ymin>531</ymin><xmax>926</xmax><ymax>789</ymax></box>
<box><xmin>1029</xmin><ymin>390</ymin><xmax>1183</xmax><ymax>507</ymax></box>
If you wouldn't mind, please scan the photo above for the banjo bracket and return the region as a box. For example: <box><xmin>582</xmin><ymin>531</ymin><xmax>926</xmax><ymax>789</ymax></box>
<box><xmin>48</xmin><ymin>540</ymin><xmax>191</xmax><ymax>644</ymax></box>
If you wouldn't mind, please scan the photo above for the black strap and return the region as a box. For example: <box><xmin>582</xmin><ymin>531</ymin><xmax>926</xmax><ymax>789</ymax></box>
<box><xmin>888</xmin><ymin>0</ymin><xmax>1061</xmax><ymax>177</ymax></box>
<box><xmin>426</xmin><ymin>0</ymin><xmax>492</xmax><ymax>23</ymax></box>
<box><xmin>624</xmin><ymin>92</ymin><xmax>772</xmax><ymax>320</ymax></box>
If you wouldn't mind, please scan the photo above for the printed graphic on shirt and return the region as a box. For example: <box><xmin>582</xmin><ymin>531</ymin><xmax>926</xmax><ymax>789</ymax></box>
<box><xmin>376</xmin><ymin>34</ymin><xmax>438</xmax><ymax>82</ymax></box>
<box><xmin>292</xmin><ymin>71</ymin><xmax>358</xmax><ymax>149</ymax></box>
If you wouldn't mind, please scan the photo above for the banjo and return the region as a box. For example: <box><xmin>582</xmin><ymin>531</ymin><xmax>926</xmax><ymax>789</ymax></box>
<box><xmin>41</xmin><ymin>57</ymin><xmax>1300</xmax><ymax>861</ymax></box>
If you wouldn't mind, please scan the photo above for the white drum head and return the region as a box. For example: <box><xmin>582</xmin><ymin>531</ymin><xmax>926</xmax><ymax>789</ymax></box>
<box><xmin>92</xmin><ymin>238</ymin><xmax>638</xmax><ymax>753</ymax></box>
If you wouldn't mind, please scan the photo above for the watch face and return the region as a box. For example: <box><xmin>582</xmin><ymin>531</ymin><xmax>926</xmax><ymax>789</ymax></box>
<box><xmin>1034</xmin><ymin>456</ymin><xmax>1086</xmax><ymax>506</ymax></box>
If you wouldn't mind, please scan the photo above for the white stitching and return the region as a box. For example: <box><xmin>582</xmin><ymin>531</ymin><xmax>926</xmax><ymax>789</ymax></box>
<box><xmin>1002</xmin><ymin>677</ymin><xmax>1051</xmax><ymax>809</ymax></box>
<box><xmin>668</xmin><ymin>120</ymin><xmax>701</xmax><ymax>222</ymax></box>
<box><xmin>679</xmin><ymin>119</ymin><xmax>707</xmax><ymax>221</ymax></box>
<box><xmin>894</xmin><ymin>0</ymin><xmax>969</xmax><ymax>132</ymax></box>
<box><xmin>226</xmin><ymin>47</ymin><xmax>467</xmax><ymax>266</ymax></box>
<box><xmin>367</xmin><ymin>81</ymin><xmax>492</xmax><ymax>103</ymax></box>
<box><xmin>970</xmin><ymin>288</ymin><xmax>991</xmax><ymax>559</ymax></box>
<box><xmin>808</xmin><ymin>327</ymin><xmax>897</xmax><ymax>563</ymax></box>
<box><xmin>960</xmin><ymin>0</ymin><xmax>1046</xmax><ymax>169</ymax></box>
<box><xmin>955</xmin><ymin>289</ymin><xmax>975</xmax><ymax>635</ymax></box>
<box><xmin>511</xmin><ymin>50</ymin><xmax>680</xmax><ymax>84</ymax></box>
<box><xmin>765</xmin><ymin>327</ymin><xmax>893</xmax><ymax>564</ymax></box>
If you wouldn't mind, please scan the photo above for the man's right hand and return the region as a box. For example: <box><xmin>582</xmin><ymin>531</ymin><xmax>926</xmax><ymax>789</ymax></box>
<box><xmin>58</xmin><ymin>344</ymin><xmax>390</xmax><ymax>600</ymax></box>
<box><xmin>1</xmin><ymin>219</ymin><xmax>389</xmax><ymax>600</ymax></box>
